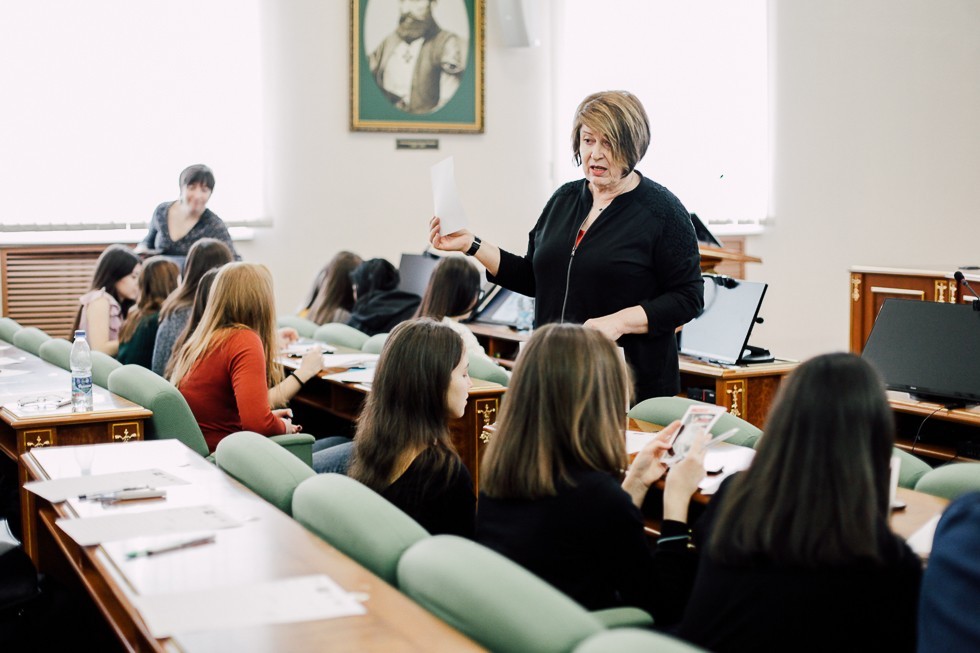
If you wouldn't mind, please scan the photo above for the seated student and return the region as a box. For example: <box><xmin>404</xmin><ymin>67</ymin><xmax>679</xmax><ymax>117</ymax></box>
<box><xmin>315</xmin><ymin>319</ymin><xmax>476</xmax><ymax>537</ymax></box>
<box><xmin>346</xmin><ymin>258</ymin><xmax>421</xmax><ymax>336</ymax></box>
<box><xmin>170</xmin><ymin>263</ymin><xmax>321</xmax><ymax>452</ymax></box>
<box><xmin>675</xmin><ymin>353</ymin><xmax>922</xmax><ymax>652</ymax></box>
<box><xmin>75</xmin><ymin>244</ymin><xmax>141</xmax><ymax>356</ymax></box>
<box><xmin>152</xmin><ymin>237</ymin><xmax>233</xmax><ymax>376</ymax></box>
<box><xmin>476</xmin><ymin>324</ymin><xmax>707</xmax><ymax>626</ymax></box>
<box><xmin>918</xmin><ymin>491</ymin><xmax>980</xmax><ymax>652</ymax></box>
<box><xmin>117</xmin><ymin>257</ymin><xmax>179</xmax><ymax>367</ymax></box>
<box><xmin>415</xmin><ymin>255</ymin><xmax>490</xmax><ymax>358</ymax></box>
<box><xmin>299</xmin><ymin>251</ymin><xmax>363</xmax><ymax>324</ymax></box>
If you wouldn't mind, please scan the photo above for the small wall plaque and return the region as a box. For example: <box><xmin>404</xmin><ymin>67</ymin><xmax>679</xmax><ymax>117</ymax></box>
<box><xmin>396</xmin><ymin>139</ymin><xmax>440</xmax><ymax>151</ymax></box>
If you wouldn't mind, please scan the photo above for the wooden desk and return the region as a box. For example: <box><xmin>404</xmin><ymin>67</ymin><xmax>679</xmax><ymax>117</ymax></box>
<box><xmin>0</xmin><ymin>343</ymin><xmax>151</xmax><ymax>564</ymax></box>
<box><xmin>888</xmin><ymin>391</ymin><xmax>980</xmax><ymax>463</ymax></box>
<box><xmin>21</xmin><ymin>440</ymin><xmax>483</xmax><ymax>652</ymax></box>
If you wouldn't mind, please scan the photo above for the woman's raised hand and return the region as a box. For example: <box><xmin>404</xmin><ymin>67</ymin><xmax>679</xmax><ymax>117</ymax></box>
<box><xmin>429</xmin><ymin>216</ymin><xmax>474</xmax><ymax>253</ymax></box>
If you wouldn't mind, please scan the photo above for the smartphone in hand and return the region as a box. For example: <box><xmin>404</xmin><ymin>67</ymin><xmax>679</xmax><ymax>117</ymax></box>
<box><xmin>664</xmin><ymin>404</ymin><xmax>726</xmax><ymax>465</ymax></box>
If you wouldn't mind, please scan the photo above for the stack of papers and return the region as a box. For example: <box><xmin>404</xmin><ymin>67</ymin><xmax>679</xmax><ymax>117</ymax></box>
<box><xmin>57</xmin><ymin>505</ymin><xmax>241</xmax><ymax>546</ymax></box>
<box><xmin>24</xmin><ymin>469</ymin><xmax>188</xmax><ymax>503</ymax></box>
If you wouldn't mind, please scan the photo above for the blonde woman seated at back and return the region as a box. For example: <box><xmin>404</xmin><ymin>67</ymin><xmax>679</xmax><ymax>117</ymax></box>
<box><xmin>170</xmin><ymin>263</ymin><xmax>322</xmax><ymax>452</ymax></box>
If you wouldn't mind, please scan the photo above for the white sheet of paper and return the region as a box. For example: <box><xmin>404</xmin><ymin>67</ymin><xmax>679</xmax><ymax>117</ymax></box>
<box><xmin>57</xmin><ymin>505</ymin><xmax>241</xmax><ymax>546</ymax></box>
<box><xmin>0</xmin><ymin>369</ymin><xmax>31</xmax><ymax>379</ymax></box>
<box><xmin>626</xmin><ymin>430</ymin><xmax>655</xmax><ymax>456</ymax></box>
<box><xmin>321</xmin><ymin>353</ymin><xmax>380</xmax><ymax>368</ymax></box>
<box><xmin>698</xmin><ymin>443</ymin><xmax>756</xmax><ymax>495</ymax></box>
<box><xmin>24</xmin><ymin>468</ymin><xmax>189</xmax><ymax>503</ymax></box>
<box><xmin>906</xmin><ymin>514</ymin><xmax>941</xmax><ymax>558</ymax></box>
<box><xmin>0</xmin><ymin>356</ymin><xmax>22</xmax><ymax>365</ymax></box>
<box><xmin>284</xmin><ymin>342</ymin><xmax>335</xmax><ymax>357</ymax></box>
<box><xmin>431</xmin><ymin>156</ymin><xmax>468</xmax><ymax>235</ymax></box>
<box><xmin>132</xmin><ymin>574</ymin><xmax>367</xmax><ymax>638</ymax></box>
<box><xmin>324</xmin><ymin>368</ymin><xmax>376</xmax><ymax>384</ymax></box>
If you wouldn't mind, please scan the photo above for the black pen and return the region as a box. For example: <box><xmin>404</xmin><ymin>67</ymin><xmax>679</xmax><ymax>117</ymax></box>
<box><xmin>126</xmin><ymin>535</ymin><xmax>216</xmax><ymax>559</ymax></box>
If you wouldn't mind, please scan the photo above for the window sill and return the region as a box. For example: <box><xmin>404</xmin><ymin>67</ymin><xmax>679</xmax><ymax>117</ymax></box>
<box><xmin>0</xmin><ymin>227</ymin><xmax>256</xmax><ymax>246</ymax></box>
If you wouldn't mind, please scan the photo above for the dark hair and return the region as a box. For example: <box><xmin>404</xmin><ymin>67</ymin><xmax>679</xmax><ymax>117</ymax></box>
<box><xmin>164</xmin><ymin>268</ymin><xmax>219</xmax><ymax>380</ymax></box>
<box><xmin>160</xmin><ymin>238</ymin><xmax>233</xmax><ymax>319</ymax></box>
<box><xmin>73</xmin><ymin>244</ymin><xmax>141</xmax><ymax>331</ymax></box>
<box><xmin>415</xmin><ymin>256</ymin><xmax>481</xmax><ymax>320</ymax></box>
<box><xmin>349</xmin><ymin>258</ymin><xmax>400</xmax><ymax>297</ymax></box>
<box><xmin>178</xmin><ymin>164</ymin><xmax>215</xmax><ymax>192</ymax></box>
<box><xmin>348</xmin><ymin>319</ymin><xmax>464</xmax><ymax>495</ymax></box>
<box><xmin>119</xmin><ymin>257</ymin><xmax>179</xmax><ymax>344</ymax></box>
<box><xmin>707</xmin><ymin>353</ymin><xmax>898</xmax><ymax>567</ymax></box>
<box><xmin>307</xmin><ymin>251</ymin><xmax>363</xmax><ymax>324</ymax></box>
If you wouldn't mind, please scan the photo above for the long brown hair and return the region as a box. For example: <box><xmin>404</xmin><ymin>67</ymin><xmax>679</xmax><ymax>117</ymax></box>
<box><xmin>415</xmin><ymin>256</ymin><xmax>481</xmax><ymax>320</ymax></box>
<box><xmin>307</xmin><ymin>251</ymin><xmax>362</xmax><ymax>324</ymax></box>
<box><xmin>348</xmin><ymin>319</ymin><xmax>464</xmax><ymax>493</ymax></box>
<box><xmin>73</xmin><ymin>244</ymin><xmax>141</xmax><ymax>331</ymax></box>
<box><xmin>170</xmin><ymin>263</ymin><xmax>283</xmax><ymax>388</ymax></box>
<box><xmin>119</xmin><ymin>257</ymin><xmax>179</xmax><ymax>344</ymax></box>
<box><xmin>480</xmin><ymin>324</ymin><xmax>631</xmax><ymax>499</ymax></box>
<box><xmin>160</xmin><ymin>238</ymin><xmax>233</xmax><ymax>319</ymax></box>
<box><xmin>163</xmin><ymin>268</ymin><xmax>218</xmax><ymax>380</ymax></box>
<box><xmin>707</xmin><ymin>353</ymin><xmax>897</xmax><ymax>567</ymax></box>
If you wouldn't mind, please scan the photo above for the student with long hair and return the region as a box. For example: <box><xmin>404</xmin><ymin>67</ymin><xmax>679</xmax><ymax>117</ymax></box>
<box><xmin>75</xmin><ymin>244</ymin><xmax>142</xmax><ymax>355</ymax></box>
<box><xmin>346</xmin><ymin>258</ymin><xmax>421</xmax><ymax>336</ymax></box>
<box><xmin>339</xmin><ymin>319</ymin><xmax>476</xmax><ymax>537</ymax></box>
<box><xmin>117</xmin><ymin>257</ymin><xmax>179</xmax><ymax>367</ymax></box>
<box><xmin>414</xmin><ymin>255</ymin><xmax>487</xmax><ymax>357</ymax></box>
<box><xmin>477</xmin><ymin>324</ymin><xmax>706</xmax><ymax>625</ymax></box>
<box><xmin>301</xmin><ymin>251</ymin><xmax>363</xmax><ymax>324</ymax></box>
<box><xmin>171</xmin><ymin>263</ymin><xmax>321</xmax><ymax>452</ymax></box>
<box><xmin>151</xmin><ymin>238</ymin><xmax>233</xmax><ymax>376</ymax></box>
<box><xmin>675</xmin><ymin>353</ymin><xmax>922</xmax><ymax>652</ymax></box>
<box><xmin>163</xmin><ymin>268</ymin><xmax>218</xmax><ymax>380</ymax></box>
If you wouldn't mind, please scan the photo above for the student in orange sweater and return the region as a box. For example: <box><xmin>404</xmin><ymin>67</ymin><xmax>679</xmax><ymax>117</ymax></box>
<box><xmin>170</xmin><ymin>262</ymin><xmax>321</xmax><ymax>452</ymax></box>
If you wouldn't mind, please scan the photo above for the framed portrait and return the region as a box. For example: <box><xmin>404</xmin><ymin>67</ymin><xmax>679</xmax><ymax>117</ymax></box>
<box><xmin>350</xmin><ymin>0</ymin><xmax>485</xmax><ymax>133</ymax></box>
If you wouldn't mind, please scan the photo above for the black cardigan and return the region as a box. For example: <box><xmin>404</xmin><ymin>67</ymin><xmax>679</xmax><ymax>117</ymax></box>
<box><xmin>489</xmin><ymin>173</ymin><xmax>703</xmax><ymax>399</ymax></box>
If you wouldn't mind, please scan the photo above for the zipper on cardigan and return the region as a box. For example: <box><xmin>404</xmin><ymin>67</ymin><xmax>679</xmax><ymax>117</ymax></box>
<box><xmin>559</xmin><ymin>244</ymin><xmax>579</xmax><ymax>323</ymax></box>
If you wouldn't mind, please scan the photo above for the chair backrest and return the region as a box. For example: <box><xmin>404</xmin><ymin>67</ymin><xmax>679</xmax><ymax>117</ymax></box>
<box><xmin>215</xmin><ymin>431</ymin><xmax>315</xmax><ymax>515</ymax></box>
<box><xmin>397</xmin><ymin>535</ymin><xmax>605</xmax><ymax>653</ymax></box>
<box><xmin>629</xmin><ymin>396</ymin><xmax>763</xmax><ymax>448</ymax></box>
<box><xmin>91</xmin><ymin>350</ymin><xmax>122</xmax><ymax>388</ymax></box>
<box><xmin>107</xmin><ymin>364</ymin><xmax>210</xmax><ymax>458</ymax></box>
<box><xmin>893</xmin><ymin>447</ymin><xmax>932</xmax><ymax>489</ymax></box>
<box><xmin>313</xmin><ymin>322</ymin><xmax>370</xmax><ymax>350</ymax></box>
<box><xmin>38</xmin><ymin>338</ymin><xmax>72</xmax><ymax>370</ymax></box>
<box><xmin>277</xmin><ymin>315</ymin><xmax>320</xmax><ymax>339</ymax></box>
<box><xmin>292</xmin><ymin>474</ymin><xmax>429</xmax><ymax>585</ymax></box>
<box><xmin>573</xmin><ymin>628</ymin><xmax>709</xmax><ymax>653</ymax></box>
<box><xmin>915</xmin><ymin>463</ymin><xmax>980</xmax><ymax>500</ymax></box>
<box><xmin>360</xmin><ymin>332</ymin><xmax>388</xmax><ymax>354</ymax></box>
<box><xmin>12</xmin><ymin>327</ymin><xmax>51</xmax><ymax>356</ymax></box>
<box><xmin>0</xmin><ymin>317</ymin><xmax>24</xmax><ymax>343</ymax></box>
<box><xmin>467</xmin><ymin>351</ymin><xmax>509</xmax><ymax>386</ymax></box>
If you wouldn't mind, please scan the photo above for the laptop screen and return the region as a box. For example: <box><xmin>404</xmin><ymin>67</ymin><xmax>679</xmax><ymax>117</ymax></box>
<box><xmin>680</xmin><ymin>276</ymin><xmax>768</xmax><ymax>365</ymax></box>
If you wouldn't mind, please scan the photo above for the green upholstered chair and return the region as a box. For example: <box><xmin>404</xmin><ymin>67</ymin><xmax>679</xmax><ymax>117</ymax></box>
<box><xmin>915</xmin><ymin>463</ymin><xmax>980</xmax><ymax>500</ymax></box>
<box><xmin>893</xmin><ymin>447</ymin><xmax>932</xmax><ymax>489</ymax></box>
<box><xmin>313</xmin><ymin>323</ymin><xmax>369</xmax><ymax>350</ymax></box>
<box><xmin>12</xmin><ymin>327</ymin><xmax>51</xmax><ymax>356</ymax></box>
<box><xmin>107</xmin><ymin>364</ymin><xmax>314</xmax><ymax>465</ymax></box>
<box><xmin>38</xmin><ymin>338</ymin><xmax>72</xmax><ymax>371</ymax></box>
<box><xmin>573</xmin><ymin>628</ymin><xmax>708</xmax><ymax>653</ymax></box>
<box><xmin>629</xmin><ymin>396</ymin><xmax>763</xmax><ymax>449</ymax></box>
<box><xmin>277</xmin><ymin>315</ymin><xmax>320</xmax><ymax>339</ymax></box>
<box><xmin>467</xmin><ymin>351</ymin><xmax>510</xmax><ymax>387</ymax></box>
<box><xmin>292</xmin><ymin>473</ymin><xmax>429</xmax><ymax>586</ymax></box>
<box><xmin>91</xmin><ymin>350</ymin><xmax>122</xmax><ymax>388</ymax></box>
<box><xmin>360</xmin><ymin>332</ymin><xmax>389</xmax><ymax>354</ymax></box>
<box><xmin>0</xmin><ymin>317</ymin><xmax>24</xmax><ymax>343</ymax></box>
<box><xmin>215</xmin><ymin>431</ymin><xmax>315</xmax><ymax>515</ymax></box>
<box><xmin>397</xmin><ymin>535</ymin><xmax>613</xmax><ymax>653</ymax></box>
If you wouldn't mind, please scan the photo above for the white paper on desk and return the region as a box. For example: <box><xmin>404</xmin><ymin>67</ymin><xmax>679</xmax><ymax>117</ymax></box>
<box><xmin>698</xmin><ymin>443</ymin><xmax>756</xmax><ymax>495</ymax></box>
<box><xmin>284</xmin><ymin>342</ymin><xmax>335</xmax><ymax>357</ymax></box>
<box><xmin>133</xmin><ymin>574</ymin><xmax>367</xmax><ymax>638</ymax></box>
<box><xmin>325</xmin><ymin>368</ymin><xmax>376</xmax><ymax>384</ymax></box>
<box><xmin>626</xmin><ymin>430</ymin><xmax>656</xmax><ymax>456</ymax></box>
<box><xmin>0</xmin><ymin>356</ymin><xmax>22</xmax><ymax>365</ymax></box>
<box><xmin>57</xmin><ymin>505</ymin><xmax>241</xmax><ymax>546</ymax></box>
<box><xmin>907</xmin><ymin>514</ymin><xmax>941</xmax><ymax>558</ymax></box>
<box><xmin>0</xmin><ymin>368</ymin><xmax>30</xmax><ymax>379</ymax></box>
<box><xmin>321</xmin><ymin>353</ymin><xmax>379</xmax><ymax>368</ymax></box>
<box><xmin>431</xmin><ymin>156</ymin><xmax>468</xmax><ymax>235</ymax></box>
<box><xmin>24</xmin><ymin>469</ymin><xmax>189</xmax><ymax>503</ymax></box>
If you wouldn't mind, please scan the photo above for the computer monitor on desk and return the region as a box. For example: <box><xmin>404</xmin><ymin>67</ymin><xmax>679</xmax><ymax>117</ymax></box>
<box><xmin>680</xmin><ymin>276</ymin><xmax>771</xmax><ymax>365</ymax></box>
<box><xmin>397</xmin><ymin>253</ymin><xmax>441</xmax><ymax>298</ymax></box>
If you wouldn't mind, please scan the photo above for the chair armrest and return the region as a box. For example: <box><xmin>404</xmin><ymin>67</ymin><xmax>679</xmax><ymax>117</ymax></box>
<box><xmin>591</xmin><ymin>606</ymin><xmax>654</xmax><ymax>629</ymax></box>
<box><xmin>268</xmin><ymin>433</ymin><xmax>315</xmax><ymax>467</ymax></box>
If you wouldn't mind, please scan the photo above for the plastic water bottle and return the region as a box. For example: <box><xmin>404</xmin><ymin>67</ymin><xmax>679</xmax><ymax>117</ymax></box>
<box><xmin>516</xmin><ymin>296</ymin><xmax>534</xmax><ymax>332</ymax></box>
<box><xmin>70</xmin><ymin>330</ymin><xmax>94</xmax><ymax>412</ymax></box>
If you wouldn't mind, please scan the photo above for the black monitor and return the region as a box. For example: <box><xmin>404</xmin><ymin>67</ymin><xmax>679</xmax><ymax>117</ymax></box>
<box><xmin>397</xmin><ymin>253</ymin><xmax>441</xmax><ymax>298</ymax></box>
<box><xmin>861</xmin><ymin>299</ymin><xmax>980</xmax><ymax>406</ymax></box>
<box><xmin>690</xmin><ymin>213</ymin><xmax>724</xmax><ymax>248</ymax></box>
<box><xmin>680</xmin><ymin>276</ymin><xmax>769</xmax><ymax>365</ymax></box>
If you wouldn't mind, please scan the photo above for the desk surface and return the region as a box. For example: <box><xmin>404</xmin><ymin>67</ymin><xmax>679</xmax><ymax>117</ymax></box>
<box><xmin>22</xmin><ymin>440</ymin><xmax>483</xmax><ymax>652</ymax></box>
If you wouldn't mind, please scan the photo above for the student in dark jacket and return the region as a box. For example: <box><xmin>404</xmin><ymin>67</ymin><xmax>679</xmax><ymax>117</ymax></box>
<box><xmin>346</xmin><ymin>258</ymin><xmax>421</xmax><ymax>336</ymax></box>
<box><xmin>675</xmin><ymin>353</ymin><xmax>922</xmax><ymax>652</ymax></box>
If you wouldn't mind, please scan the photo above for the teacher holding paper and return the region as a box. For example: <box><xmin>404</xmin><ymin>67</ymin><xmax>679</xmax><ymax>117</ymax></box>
<box><xmin>429</xmin><ymin>90</ymin><xmax>703</xmax><ymax>400</ymax></box>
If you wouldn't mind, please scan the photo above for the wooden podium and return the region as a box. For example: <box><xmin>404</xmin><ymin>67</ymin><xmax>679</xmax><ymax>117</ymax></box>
<box><xmin>699</xmin><ymin>243</ymin><xmax>761</xmax><ymax>275</ymax></box>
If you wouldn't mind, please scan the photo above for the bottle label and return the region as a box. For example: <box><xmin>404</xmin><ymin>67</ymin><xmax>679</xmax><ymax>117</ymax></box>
<box><xmin>72</xmin><ymin>375</ymin><xmax>93</xmax><ymax>410</ymax></box>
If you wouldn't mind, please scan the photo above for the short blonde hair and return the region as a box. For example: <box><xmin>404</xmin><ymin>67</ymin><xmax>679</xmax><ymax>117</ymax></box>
<box><xmin>480</xmin><ymin>324</ymin><xmax>632</xmax><ymax>499</ymax></box>
<box><xmin>571</xmin><ymin>90</ymin><xmax>651</xmax><ymax>176</ymax></box>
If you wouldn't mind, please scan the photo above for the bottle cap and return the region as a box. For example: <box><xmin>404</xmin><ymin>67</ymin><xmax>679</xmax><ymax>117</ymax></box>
<box><xmin>75</xmin><ymin>330</ymin><xmax>86</xmax><ymax>338</ymax></box>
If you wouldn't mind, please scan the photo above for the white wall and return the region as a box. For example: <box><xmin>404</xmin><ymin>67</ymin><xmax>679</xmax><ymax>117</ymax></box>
<box><xmin>242</xmin><ymin>0</ymin><xmax>554</xmax><ymax>313</ymax></box>
<box><xmin>748</xmin><ymin>0</ymin><xmax>980</xmax><ymax>359</ymax></box>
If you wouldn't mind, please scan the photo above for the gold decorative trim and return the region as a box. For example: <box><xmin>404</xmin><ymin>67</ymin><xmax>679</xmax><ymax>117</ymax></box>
<box><xmin>24</xmin><ymin>429</ymin><xmax>54</xmax><ymax>450</ymax></box>
<box><xmin>479</xmin><ymin>429</ymin><xmax>493</xmax><ymax>445</ymax></box>
<box><xmin>476</xmin><ymin>400</ymin><xmax>497</xmax><ymax>429</ymax></box>
<box><xmin>724</xmin><ymin>381</ymin><xmax>746</xmax><ymax>419</ymax></box>
<box><xmin>850</xmin><ymin>275</ymin><xmax>861</xmax><ymax>302</ymax></box>
<box><xmin>111</xmin><ymin>422</ymin><xmax>142</xmax><ymax>443</ymax></box>
<box><xmin>935</xmin><ymin>280</ymin><xmax>946</xmax><ymax>303</ymax></box>
<box><xmin>948</xmin><ymin>281</ymin><xmax>957</xmax><ymax>304</ymax></box>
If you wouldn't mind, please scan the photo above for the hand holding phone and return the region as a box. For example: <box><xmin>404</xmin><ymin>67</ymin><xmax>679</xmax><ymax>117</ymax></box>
<box><xmin>663</xmin><ymin>404</ymin><xmax>725</xmax><ymax>466</ymax></box>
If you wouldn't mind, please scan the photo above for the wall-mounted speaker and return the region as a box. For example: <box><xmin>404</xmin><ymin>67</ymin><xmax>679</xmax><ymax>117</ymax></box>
<box><xmin>495</xmin><ymin>0</ymin><xmax>540</xmax><ymax>48</ymax></box>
